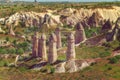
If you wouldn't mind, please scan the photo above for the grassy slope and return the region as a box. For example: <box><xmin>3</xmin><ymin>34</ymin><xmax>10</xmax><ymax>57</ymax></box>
<box><xmin>0</xmin><ymin>58</ymin><xmax>120</xmax><ymax>80</ymax></box>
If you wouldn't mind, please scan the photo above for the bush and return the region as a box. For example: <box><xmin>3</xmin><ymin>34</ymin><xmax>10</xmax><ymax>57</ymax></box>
<box><xmin>8</xmin><ymin>48</ymin><xmax>16</xmax><ymax>54</ymax></box>
<box><xmin>0</xmin><ymin>48</ymin><xmax>8</xmax><ymax>54</ymax></box>
<box><xmin>16</xmin><ymin>48</ymin><xmax>24</xmax><ymax>54</ymax></box>
<box><xmin>99</xmin><ymin>51</ymin><xmax>111</xmax><ymax>58</ymax></box>
<box><xmin>85</xmin><ymin>27</ymin><xmax>100</xmax><ymax>38</ymax></box>
<box><xmin>18</xmin><ymin>67</ymin><xmax>28</xmax><ymax>72</ymax></box>
<box><xmin>0</xmin><ymin>60</ymin><xmax>9</xmax><ymax>67</ymax></box>
<box><xmin>109</xmin><ymin>57</ymin><xmax>118</xmax><ymax>64</ymax></box>
<box><xmin>108</xmin><ymin>55</ymin><xmax>120</xmax><ymax>64</ymax></box>
<box><xmin>50</xmin><ymin>67</ymin><xmax>55</xmax><ymax>74</ymax></box>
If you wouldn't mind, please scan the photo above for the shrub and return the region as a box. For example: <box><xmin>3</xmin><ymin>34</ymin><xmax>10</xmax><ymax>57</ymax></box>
<box><xmin>8</xmin><ymin>48</ymin><xmax>16</xmax><ymax>54</ymax></box>
<box><xmin>99</xmin><ymin>51</ymin><xmax>111</xmax><ymax>58</ymax></box>
<box><xmin>0</xmin><ymin>60</ymin><xmax>9</xmax><ymax>67</ymax></box>
<box><xmin>50</xmin><ymin>67</ymin><xmax>55</xmax><ymax>74</ymax></box>
<box><xmin>5</xmin><ymin>37</ymin><xmax>9</xmax><ymax>42</ymax></box>
<box><xmin>85</xmin><ymin>27</ymin><xmax>101</xmax><ymax>38</ymax></box>
<box><xmin>109</xmin><ymin>55</ymin><xmax>120</xmax><ymax>64</ymax></box>
<box><xmin>16</xmin><ymin>48</ymin><xmax>24</xmax><ymax>54</ymax></box>
<box><xmin>0</xmin><ymin>48</ymin><xmax>8</xmax><ymax>54</ymax></box>
<box><xmin>109</xmin><ymin>57</ymin><xmax>118</xmax><ymax>64</ymax></box>
<box><xmin>18</xmin><ymin>67</ymin><xmax>28</xmax><ymax>72</ymax></box>
<box><xmin>115</xmin><ymin>55</ymin><xmax>120</xmax><ymax>59</ymax></box>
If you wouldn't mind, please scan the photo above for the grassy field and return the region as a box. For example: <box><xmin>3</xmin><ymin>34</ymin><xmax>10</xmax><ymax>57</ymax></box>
<box><xmin>0</xmin><ymin>57</ymin><xmax>120</xmax><ymax>80</ymax></box>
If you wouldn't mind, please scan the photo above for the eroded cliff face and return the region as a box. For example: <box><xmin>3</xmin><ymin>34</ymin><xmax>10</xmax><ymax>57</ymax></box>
<box><xmin>60</xmin><ymin>6</ymin><xmax>120</xmax><ymax>28</ymax></box>
<box><xmin>0</xmin><ymin>11</ymin><xmax>62</xmax><ymax>29</ymax></box>
<box><xmin>0</xmin><ymin>6</ymin><xmax>120</xmax><ymax>29</ymax></box>
<box><xmin>0</xmin><ymin>6</ymin><xmax>120</xmax><ymax>39</ymax></box>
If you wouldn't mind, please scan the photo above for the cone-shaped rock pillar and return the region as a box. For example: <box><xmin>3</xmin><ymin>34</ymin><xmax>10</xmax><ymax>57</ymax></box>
<box><xmin>48</xmin><ymin>33</ymin><xmax>57</xmax><ymax>64</ymax></box>
<box><xmin>38</xmin><ymin>33</ymin><xmax>47</xmax><ymax>61</ymax></box>
<box><xmin>32</xmin><ymin>32</ymin><xmax>38</xmax><ymax>57</ymax></box>
<box><xmin>67</xmin><ymin>32</ymin><xmax>76</xmax><ymax>61</ymax></box>
<box><xmin>75</xmin><ymin>23</ymin><xmax>86</xmax><ymax>44</ymax></box>
<box><xmin>55</xmin><ymin>27</ymin><xmax>62</xmax><ymax>49</ymax></box>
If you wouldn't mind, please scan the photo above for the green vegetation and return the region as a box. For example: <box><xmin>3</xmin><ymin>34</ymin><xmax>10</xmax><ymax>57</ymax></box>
<box><xmin>0</xmin><ymin>41</ymin><xmax>30</xmax><ymax>54</ymax></box>
<box><xmin>75</xmin><ymin>45</ymin><xmax>111</xmax><ymax>59</ymax></box>
<box><xmin>109</xmin><ymin>55</ymin><xmax>120</xmax><ymax>64</ymax></box>
<box><xmin>0</xmin><ymin>59</ymin><xmax>9</xmax><ymax>67</ymax></box>
<box><xmin>85</xmin><ymin>27</ymin><xmax>101</xmax><ymax>38</ymax></box>
<box><xmin>40</xmin><ymin>64</ymin><xmax>55</xmax><ymax>73</ymax></box>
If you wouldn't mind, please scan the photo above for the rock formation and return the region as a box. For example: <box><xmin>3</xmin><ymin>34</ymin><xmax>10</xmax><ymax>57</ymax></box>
<box><xmin>66</xmin><ymin>32</ymin><xmax>76</xmax><ymax>61</ymax></box>
<box><xmin>75</xmin><ymin>23</ymin><xmax>87</xmax><ymax>44</ymax></box>
<box><xmin>32</xmin><ymin>32</ymin><xmax>39</xmax><ymax>57</ymax></box>
<box><xmin>105</xmin><ymin>17</ymin><xmax>120</xmax><ymax>41</ymax></box>
<box><xmin>9</xmin><ymin>25</ymin><xmax>15</xmax><ymax>36</ymax></box>
<box><xmin>38</xmin><ymin>33</ymin><xmax>47</xmax><ymax>61</ymax></box>
<box><xmin>48</xmin><ymin>33</ymin><xmax>57</xmax><ymax>64</ymax></box>
<box><xmin>101</xmin><ymin>19</ymin><xmax>113</xmax><ymax>33</ymax></box>
<box><xmin>55</xmin><ymin>27</ymin><xmax>62</xmax><ymax>49</ymax></box>
<box><xmin>115</xmin><ymin>17</ymin><xmax>120</xmax><ymax>41</ymax></box>
<box><xmin>60</xmin><ymin>7</ymin><xmax>120</xmax><ymax>28</ymax></box>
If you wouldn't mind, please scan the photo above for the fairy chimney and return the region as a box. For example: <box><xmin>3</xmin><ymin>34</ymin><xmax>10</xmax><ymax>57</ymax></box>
<box><xmin>48</xmin><ymin>33</ymin><xmax>57</xmax><ymax>64</ymax></box>
<box><xmin>38</xmin><ymin>33</ymin><xmax>47</xmax><ymax>61</ymax></box>
<box><xmin>55</xmin><ymin>27</ymin><xmax>62</xmax><ymax>49</ymax></box>
<box><xmin>32</xmin><ymin>32</ymin><xmax>38</xmax><ymax>57</ymax></box>
<box><xmin>67</xmin><ymin>32</ymin><xmax>76</xmax><ymax>61</ymax></box>
<box><xmin>75</xmin><ymin>23</ymin><xmax>86</xmax><ymax>44</ymax></box>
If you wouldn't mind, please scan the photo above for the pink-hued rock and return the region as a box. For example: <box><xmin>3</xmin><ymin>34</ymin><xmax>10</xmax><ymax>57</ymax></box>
<box><xmin>67</xmin><ymin>32</ymin><xmax>76</xmax><ymax>61</ymax></box>
<box><xmin>75</xmin><ymin>23</ymin><xmax>86</xmax><ymax>44</ymax></box>
<box><xmin>38</xmin><ymin>33</ymin><xmax>47</xmax><ymax>61</ymax></box>
<box><xmin>48</xmin><ymin>33</ymin><xmax>57</xmax><ymax>64</ymax></box>
<box><xmin>32</xmin><ymin>32</ymin><xmax>39</xmax><ymax>57</ymax></box>
<box><xmin>55</xmin><ymin>27</ymin><xmax>62</xmax><ymax>49</ymax></box>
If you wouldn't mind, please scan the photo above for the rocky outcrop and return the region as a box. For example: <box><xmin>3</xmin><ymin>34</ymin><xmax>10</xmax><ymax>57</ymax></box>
<box><xmin>88</xmin><ymin>12</ymin><xmax>103</xmax><ymax>27</ymax></box>
<box><xmin>0</xmin><ymin>6</ymin><xmax>120</xmax><ymax>31</ymax></box>
<box><xmin>9</xmin><ymin>25</ymin><xmax>15</xmax><ymax>36</ymax></box>
<box><xmin>54</xmin><ymin>60</ymin><xmax>90</xmax><ymax>73</ymax></box>
<box><xmin>60</xmin><ymin>6</ymin><xmax>120</xmax><ymax>28</ymax></box>
<box><xmin>75</xmin><ymin>23</ymin><xmax>86</xmax><ymax>44</ymax></box>
<box><xmin>0</xmin><ymin>12</ymin><xmax>62</xmax><ymax>30</ymax></box>
<box><xmin>105</xmin><ymin>17</ymin><xmax>120</xmax><ymax>41</ymax></box>
<box><xmin>101</xmin><ymin>19</ymin><xmax>113</xmax><ymax>33</ymax></box>
<box><xmin>31</xmin><ymin>32</ymin><xmax>92</xmax><ymax>73</ymax></box>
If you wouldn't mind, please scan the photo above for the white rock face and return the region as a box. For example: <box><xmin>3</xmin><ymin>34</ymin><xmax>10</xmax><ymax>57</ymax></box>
<box><xmin>0</xmin><ymin>11</ymin><xmax>62</xmax><ymax>28</ymax></box>
<box><xmin>61</xmin><ymin>7</ymin><xmax>120</xmax><ymax>26</ymax></box>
